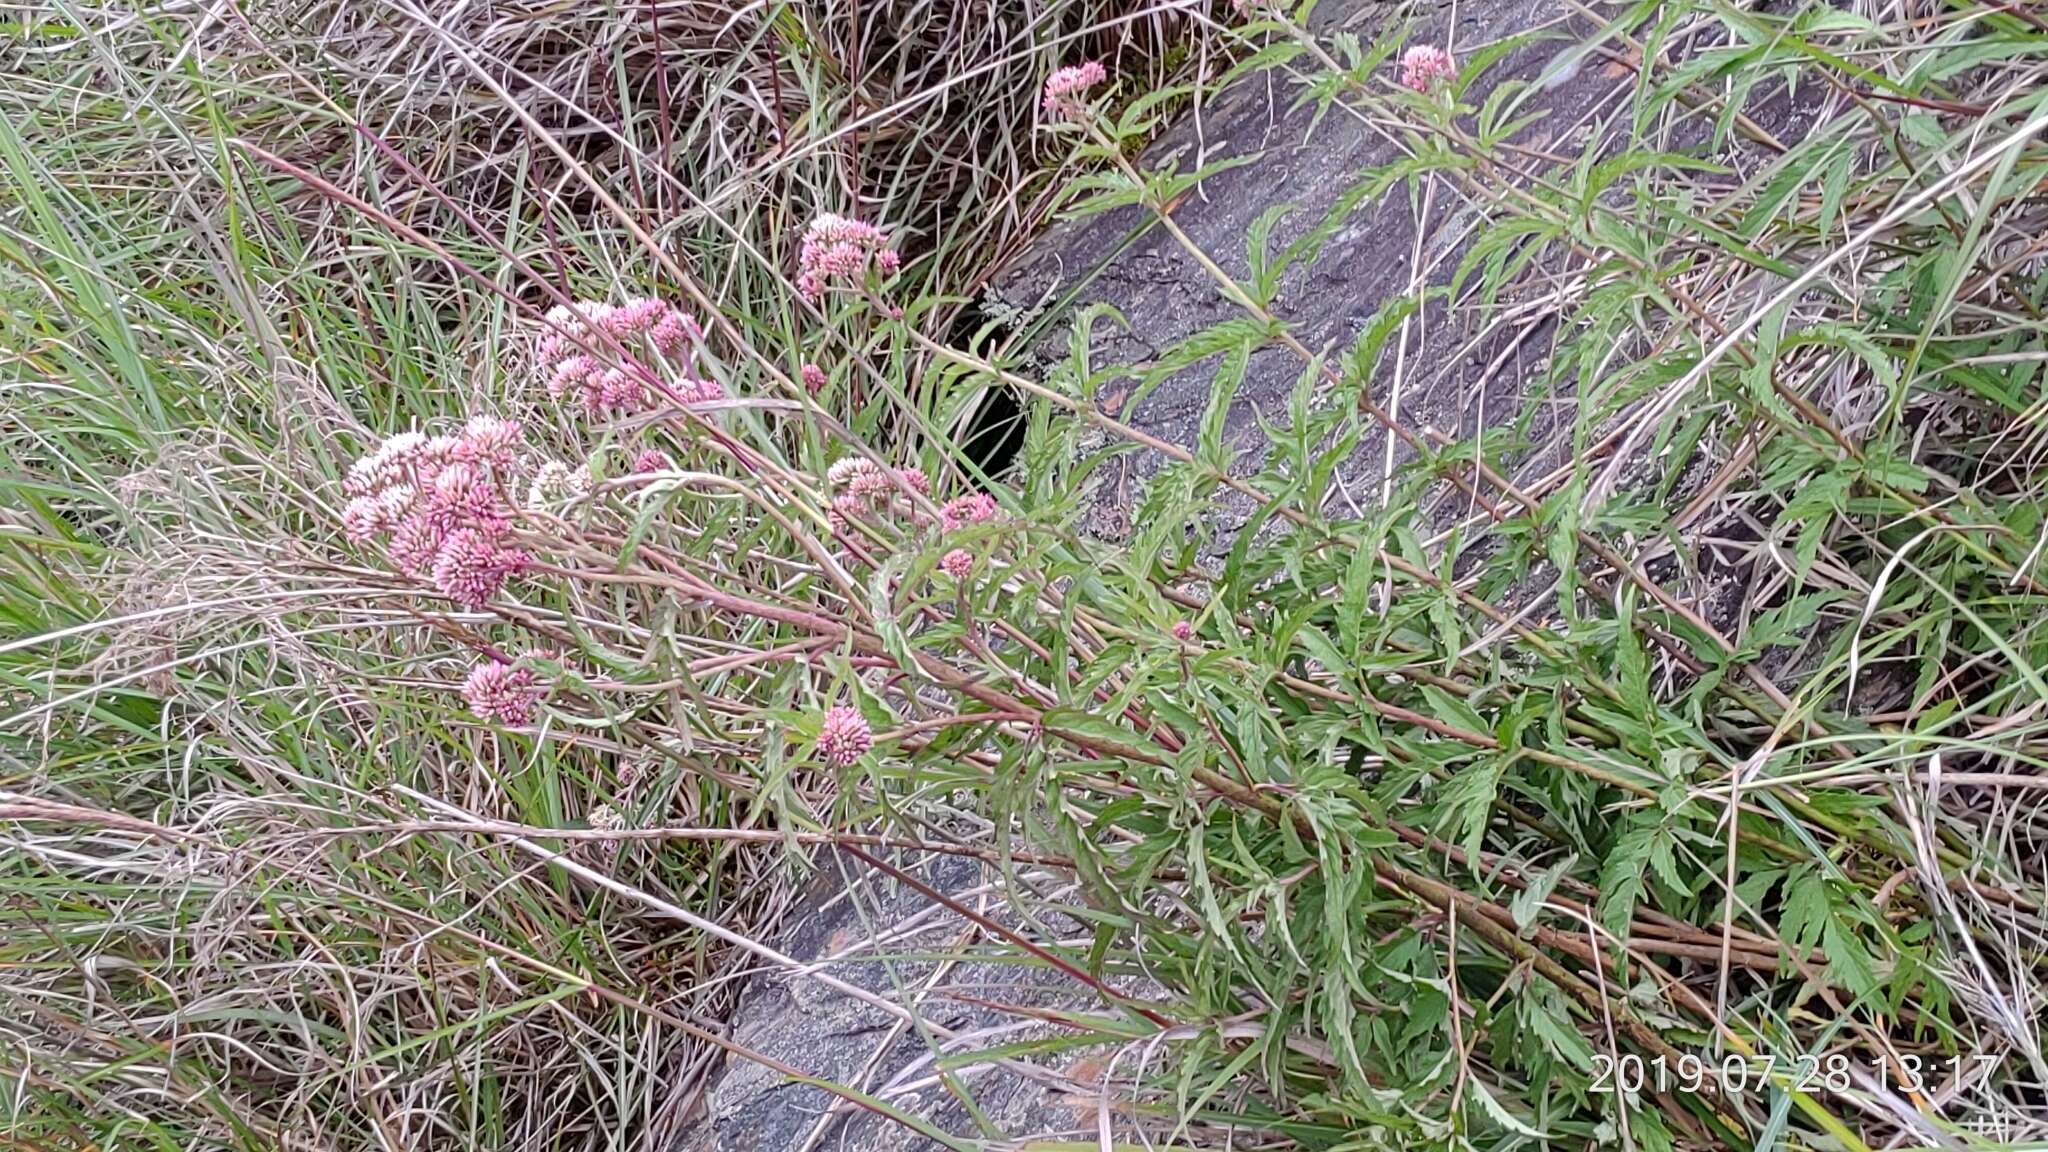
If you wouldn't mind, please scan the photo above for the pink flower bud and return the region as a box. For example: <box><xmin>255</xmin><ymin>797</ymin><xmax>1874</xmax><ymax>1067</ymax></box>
<box><xmin>549</xmin><ymin>355</ymin><xmax>598</xmax><ymax>399</ymax></box>
<box><xmin>816</xmin><ymin>705</ymin><xmax>873</xmax><ymax>766</ymax></box>
<box><xmin>650</xmin><ymin>309</ymin><xmax>701</xmax><ymax>356</ymax></box>
<box><xmin>462</xmin><ymin>659</ymin><xmax>541</xmax><ymax>725</ymax></box>
<box><xmin>679</xmin><ymin>377</ymin><xmax>725</xmax><ymax>405</ymax></box>
<box><xmin>796</xmin><ymin>214</ymin><xmax>898</xmax><ymax>302</ymax></box>
<box><xmin>431</xmin><ymin>529</ymin><xmax>529</xmax><ymax>607</ymax></box>
<box><xmin>1042</xmin><ymin>61</ymin><xmax>1107</xmax><ymax>121</ymax></box>
<box><xmin>1399</xmin><ymin>45</ymin><xmax>1455</xmax><ymax>92</ymax></box>
<box><xmin>458</xmin><ymin>415</ymin><xmax>523</xmax><ymax>465</ymax></box>
<box><xmin>939</xmin><ymin>492</ymin><xmax>999</xmax><ymax>532</ymax></box>
<box><xmin>387</xmin><ymin>513</ymin><xmax>449</xmax><ymax>578</ymax></box>
<box><xmin>341</xmin><ymin>485</ymin><xmax>417</xmax><ymax>543</ymax></box>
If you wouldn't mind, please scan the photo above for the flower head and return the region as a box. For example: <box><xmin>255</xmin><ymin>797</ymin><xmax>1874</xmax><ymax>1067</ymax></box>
<box><xmin>1399</xmin><ymin>45</ymin><xmax>1456</xmax><ymax>92</ymax></box>
<box><xmin>575</xmin><ymin>301</ymin><xmax>619</xmax><ymax>337</ymax></box>
<box><xmin>431</xmin><ymin>528</ymin><xmax>530</xmax><ymax>607</ymax></box>
<box><xmin>816</xmin><ymin>705</ymin><xmax>873</xmax><ymax>766</ymax></box>
<box><xmin>549</xmin><ymin>355</ymin><xmax>599</xmax><ymax>401</ymax></box>
<box><xmin>826</xmin><ymin>492</ymin><xmax>866</xmax><ymax>535</ymax></box>
<box><xmin>941</xmin><ymin>548</ymin><xmax>975</xmax><ymax>581</ymax></box>
<box><xmin>593</xmin><ymin>367</ymin><xmax>649</xmax><ymax>414</ymax></box>
<box><xmin>345</xmin><ymin>431</ymin><xmax>429</xmax><ymax>496</ymax></box>
<box><xmin>409</xmin><ymin>435</ymin><xmax>465</xmax><ymax>489</ymax></box>
<box><xmin>342</xmin><ymin>485</ymin><xmax>416</xmax><ymax>543</ymax></box>
<box><xmin>584</xmin><ymin>801</ymin><xmax>627</xmax><ymax>865</ymax></box>
<box><xmin>527</xmin><ymin>460</ymin><xmax>592</xmax><ymax>509</ymax></box>
<box><xmin>456</xmin><ymin>414</ymin><xmax>523</xmax><ymax>466</ymax></box>
<box><xmin>631</xmin><ymin>448</ymin><xmax>673</xmax><ymax>474</ymax></box>
<box><xmin>424</xmin><ymin>461</ymin><xmax>507</xmax><ymax>535</ymax></box>
<box><xmin>1042</xmin><ymin>61</ymin><xmax>1107</xmax><ymax>121</ymax></box>
<box><xmin>1172</xmin><ymin>620</ymin><xmax>1195</xmax><ymax>642</ymax></box>
<box><xmin>462</xmin><ymin>659</ymin><xmax>541</xmax><ymax>725</ymax></box>
<box><xmin>827</xmin><ymin>457</ymin><xmax>879</xmax><ymax>489</ymax></box>
<box><xmin>650</xmin><ymin>308</ymin><xmax>701</xmax><ymax>356</ymax></box>
<box><xmin>609</xmin><ymin>297</ymin><xmax>668</xmax><ymax>335</ymax></box>
<box><xmin>796</xmin><ymin>214</ymin><xmax>898</xmax><ymax>303</ymax></box>
<box><xmin>940</xmin><ymin>492</ymin><xmax>1000</xmax><ymax>532</ymax></box>
<box><xmin>386</xmin><ymin>513</ymin><xmax>448</xmax><ymax>578</ymax></box>
<box><xmin>535</xmin><ymin>304</ymin><xmax>578</xmax><ymax>364</ymax></box>
<box><xmin>847</xmin><ymin>468</ymin><xmax>894</xmax><ymax>499</ymax></box>
<box><xmin>342</xmin><ymin>423</ymin><xmax>530</xmax><ymax>603</ymax></box>
<box><xmin>536</xmin><ymin>301</ymin><xmax>617</xmax><ymax>366</ymax></box>
<box><xmin>800</xmin><ymin>363</ymin><xmax>828</xmax><ymax>394</ymax></box>
<box><xmin>844</xmin><ymin>466</ymin><xmax>930</xmax><ymax>514</ymax></box>
<box><xmin>677</xmin><ymin>376</ymin><xmax>725</xmax><ymax>406</ymax></box>
<box><xmin>536</xmin><ymin>297</ymin><xmax>702</xmax><ymax>416</ymax></box>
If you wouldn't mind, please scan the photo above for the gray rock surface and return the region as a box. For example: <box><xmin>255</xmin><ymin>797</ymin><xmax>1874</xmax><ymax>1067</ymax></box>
<box><xmin>676</xmin><ymin>851</ymin><xmax>1159</xmax><ymax>1152</ymax></box>
<box><xmin>986</xmin><ymin>0</ymin><xmax>1794</xmax><ymax>542</ymax></box>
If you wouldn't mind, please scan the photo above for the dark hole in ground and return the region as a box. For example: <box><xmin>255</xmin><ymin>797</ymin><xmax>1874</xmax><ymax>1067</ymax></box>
<box><xmin>950</xmin><ymin>300</ymin><xmax>1026</xmax><ymax>479</ymax></box>
<box><xmin>958</xmin><ymin>382</ymin><xmax>1026</xmax><ymax>479</ymax></box>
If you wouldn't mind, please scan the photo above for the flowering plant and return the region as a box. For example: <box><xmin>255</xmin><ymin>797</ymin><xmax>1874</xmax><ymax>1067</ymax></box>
<box><xmin>334</xmin><ymin>283</ymin><xmax>1012</xmax><ymax>798</ymax></box>
<box><xmin>18</xmin><ymin>10</ymin><xmax>2035</xmax><ymax>1150</ymax></box>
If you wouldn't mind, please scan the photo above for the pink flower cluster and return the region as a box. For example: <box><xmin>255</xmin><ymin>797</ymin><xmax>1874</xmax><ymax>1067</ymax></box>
<box><xmin>816</xmin><ymin>705</ymin><xmax>873</xmax><ymax>766</ymax></box>
<box><xmin>342</xmin><ymin>419</ymin><xmax>533</xmax><ymax>607</ymax></box>
<box><xmin>825</xmin><ymin>458</ymin><xmax>932</xmax><ymax>534</ymax></box>
<box><xmin>926</xmin><ymin>491</ymin><xmax>1001</xmax><ymax>579</ymax></box>
<box><xmin>800</xmin><ymin>363</ymin><xmax>828</xmax><ymax>394</ymax></box>
<box><xmin>796</xmin><ymin>214</ymin><xmax>901</xmax><ymax>303</ymax></box>
<box><xmin>536</xmin><ymin>296</ymin><xmax>706</xmax><ymax>417</ymax></box>
<box><xmin>463</xmin><ymin>658</ymin><xmax>542</xmax><ymax>725</ymax></box>
<box><xmin>546</xmin><ymin>357</ymin><xmax>649</xmax><ymax>415</ymax></box>
<box><xmin>631</xmin><ymin>448</ymin><xmax>673</xmax><ymax>474</ymax></box>
<box><xmin>525</xmin><ymin>460</ymin><xmax>592</xmax><ymax>508</ymax></box>
<box><xmin>1399</xmin><ymin>45</ymin><xmax>1456</xmax><ymax>92</ymax></box>
<box><xmin>939</xmin><ymin>492</ymin><xmax>999</xmax><ymax>532</ymax></box>
<box><xmin>675</xmin><ymin>376</ymin><xmax>725</xmax><ymax>406</ymax></box>
<box><xmin>537</xmin><ymin>297</ymin><xmax>698</xmax><ymax>363</ymax></box>
<box><xmin>1042</xmin><ymin>60</ymin><xmax>1106</xmax><ymax>122</ymax></box>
